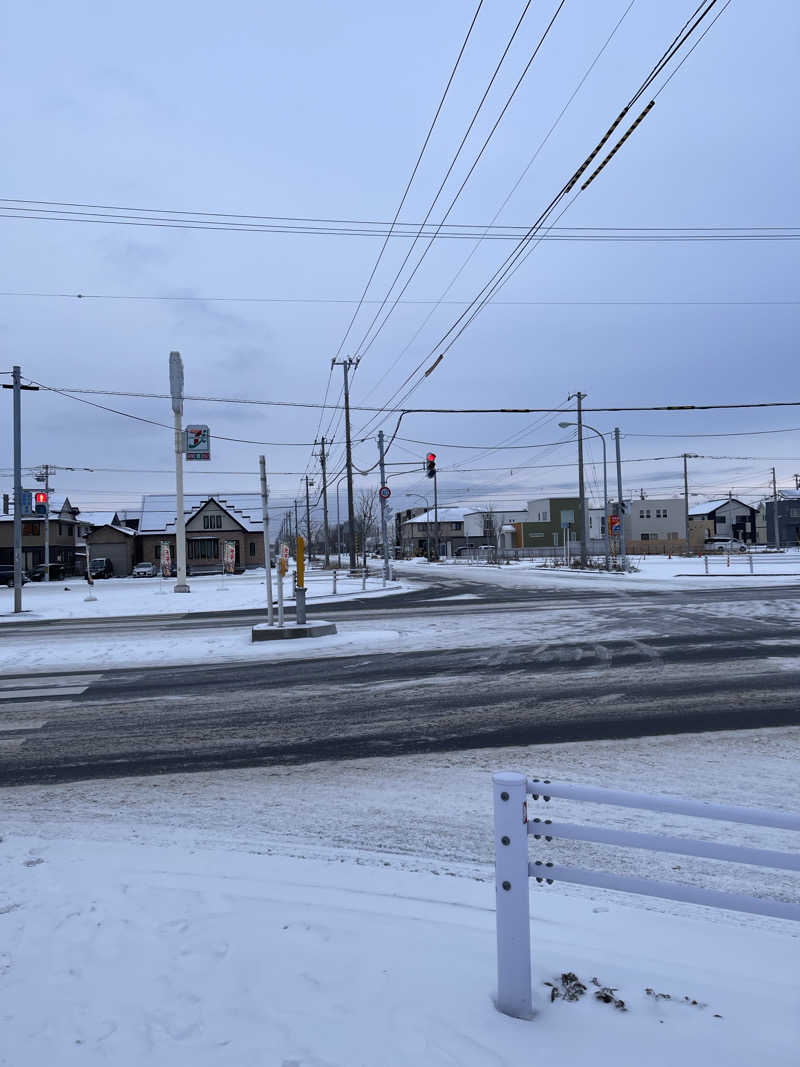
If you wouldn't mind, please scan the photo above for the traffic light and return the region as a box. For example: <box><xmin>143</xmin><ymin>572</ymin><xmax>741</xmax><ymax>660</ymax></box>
<box><xmin>34</xmin><ymin>490</ymin><xmax>48</xmax><ymax>516</ymax></box>
<box><xmin>426</xmin><ymin>452</ymin><xmax>436</xmax><ymax>479</ymax></box>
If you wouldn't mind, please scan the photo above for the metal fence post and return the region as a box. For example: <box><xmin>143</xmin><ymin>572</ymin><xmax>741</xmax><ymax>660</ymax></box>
<box><xmin>704</xmin><ymin>554</ymin><xmax>709</xmax><ymax>575</ymax></box>
<box><xmin>493</xmin><ymin>771</ymin><xmax>532</xmax><ymax>1019</ymax></box>
<box><xmin>332</xmin><ymin>570</ymin><xmax>337</xmax><ymax>594</ymax></box>
<box><xmin>362</xmin><ymin>570</ymin><xmax>366</xmax><ymax>592</ymax></box>
<box><xmin>749</xmin><ymin>552</ymin><xmax>754</xmax><ymax>574</ymax></box>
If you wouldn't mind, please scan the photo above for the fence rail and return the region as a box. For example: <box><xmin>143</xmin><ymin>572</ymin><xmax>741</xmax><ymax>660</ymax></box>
<box><xmin>493</xmin><ymin>772</ymin><xmax>800</xmax><ymax>1020</ymax></box>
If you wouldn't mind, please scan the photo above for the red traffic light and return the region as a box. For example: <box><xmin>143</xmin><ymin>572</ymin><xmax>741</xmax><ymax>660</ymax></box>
<box><xmin>426</xmin><ymin>453</ymin><xmax>436</xmax><ymax>463</ymax></box>
<box><xmin>34</xmin><ymin>491</ymin><xmax>47</xmax><ymax>504</ymax></box>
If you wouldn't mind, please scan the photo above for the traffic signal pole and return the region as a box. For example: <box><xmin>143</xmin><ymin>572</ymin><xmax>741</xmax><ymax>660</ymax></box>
<box><xmin>614</xmin><ymin>428</ymin><xmax>626</xmax><ymax>559</ymax></box>
<box><xmin>332</xmin><ymin>357</ymin><xmax>358</xmax><ymax>571</ymax></box>
<box><xmin>169</xmin><ymin>351</ymin><xmax>190</xmax><ymax>593</ymax></box>
<box><xmin>378</xmin><ymin>430</ymin><xmax>389</xmax><ymax>584</ymax></box>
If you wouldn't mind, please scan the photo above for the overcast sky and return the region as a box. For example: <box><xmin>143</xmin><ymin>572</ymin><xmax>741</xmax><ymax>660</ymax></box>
<box><xmin>2</xmin><ymin>0</ymin><xmax>798</xmax><ymax>521</ymax></box>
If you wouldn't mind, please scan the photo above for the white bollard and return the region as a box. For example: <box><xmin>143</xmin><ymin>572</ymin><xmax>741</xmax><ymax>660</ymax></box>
<box><xmin>362</xmin><ymin>570</ymin><xmax>366</xmax><ymax>592</ymax></box>
<box><xmin>493</xmin><ymin>772</ymin><xmax>532</xmax><ymax>1019</ymax></box>
<box><xmin>704</xmin><ymin>554</ymin><xmax>709</xmax><ymax>575</ymax></box>
<box><xmin>749</xmin><ymin>552</ymin><xmax>754</xmax><ymax>574</ymax></box>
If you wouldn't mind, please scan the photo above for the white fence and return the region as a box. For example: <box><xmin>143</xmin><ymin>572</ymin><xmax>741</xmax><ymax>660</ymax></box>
<box><xmin>493</xmin><ymin>772</ymin><xmax>800</xmax><ymax>1019</ymax></box>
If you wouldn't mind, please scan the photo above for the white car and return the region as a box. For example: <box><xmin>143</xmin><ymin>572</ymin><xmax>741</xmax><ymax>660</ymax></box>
<box><xmin>704</xmin><ymin>537</ymin><xmax>748</xmax><ymax>553</ymax></box>
<box><xmin>132</xmin><ymin>562</ymin><xmax>158</xmax><ymax>577</ymax></box>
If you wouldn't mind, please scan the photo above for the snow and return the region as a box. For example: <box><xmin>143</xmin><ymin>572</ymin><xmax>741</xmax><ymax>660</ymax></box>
<box><xmin>2</xmin><ymin>729</ymin><xmax>798</xmax><ymax>1065</ymax></box>
<box><xmin>398</xmin><ymin>550</ymin><xmax>800</xmax><ymax>588</ymax></box>
<box><xmin>0</xmin><ymin>567</ymin><xmax>409</xmax><ymax>623</ymax></box>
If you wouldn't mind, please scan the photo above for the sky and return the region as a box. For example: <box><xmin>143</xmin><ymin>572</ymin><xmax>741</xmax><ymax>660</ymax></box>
<box><xmin>1</xmin><ymin>0</ymin><xmax>798</xmax><ymax>524</ymax></box>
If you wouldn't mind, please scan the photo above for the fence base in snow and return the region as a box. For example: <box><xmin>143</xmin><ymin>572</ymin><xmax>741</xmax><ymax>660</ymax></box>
<box><xmin>493</xmin><ymin>772</ymin><xmax>800</xmax><ymax>1020</ymax></box>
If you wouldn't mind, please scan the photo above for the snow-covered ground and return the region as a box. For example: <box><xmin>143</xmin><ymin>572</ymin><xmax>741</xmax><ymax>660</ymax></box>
<box><xmin>2</xmin><ymin>729</ymin><xmax>798</xmax><ymax>1065</ymax></box>
<box><xmin>0</xmin><ymin>566</ymin><xmax>408</xmax><ymax>622</ymax></box>
<box><xmin>399</xmin><ymin>549</ymin><xmax>800</xmax><ymax>589</ymax></box>
<box><xmin>3</xmin><ymin>591</ymin><xmax>800</xmax><ymax>673</ymax></box>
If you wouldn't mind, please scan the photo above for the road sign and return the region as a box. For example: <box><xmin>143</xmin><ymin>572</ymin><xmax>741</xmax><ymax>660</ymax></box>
<box><xmin>20</xmin><ymin>489</ymin><xmax>34</xmax><ymax>516</ymax></box>
<box><xmin>560</xmin><ymin>509</ymin><xmax>575</xmax><ymax>528</ymax></box>
<box><xmin>280</xmin><ymin>542</ymin><xmax>290</xmax><ymax>561</ymax></box>
<box><xmin>185</xmin><ymin>425</ymin><xmax>211</xmax><ymax>461</ymax></box>
<box><xmin>609</xmin><ymin>515</ymin><xmax>621</xmax><ymax>534</ymax></box>
<box><xmin>379</xmin><ymin>486</ymin><xmax>391</xmax><ymax>500</ymax></box>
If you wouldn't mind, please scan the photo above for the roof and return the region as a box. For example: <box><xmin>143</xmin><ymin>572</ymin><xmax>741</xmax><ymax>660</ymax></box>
<box><xmin>139</xmin><ymin>493</ymin><xmax>264</xmax><ymax>534</ymax></box>
<box><xmin>402</xmin><ymin>507</ymin><xmax>471</xmax><ymax>526</ymax></box>
<box><xmin>688</xmin><ymin>498</ymin><xmax>756</xmax><ymax>517</ymax></box>
<box><xmin>87</xmin><ymin>523</ymin><xmax>135</xmax><ymax>537</ymax></box>
<box><xmin>75</xmin><ymin>511</ymin><xmax>119</xmax><ymax>528</ymax></box>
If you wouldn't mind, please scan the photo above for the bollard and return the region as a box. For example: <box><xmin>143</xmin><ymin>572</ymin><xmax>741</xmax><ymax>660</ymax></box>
<box><xmin>332</xmin><ymin>570</ymin><xmax>337</xmax><ymax>594</ymax></box>
<box><xmin>749</xmin><ymin>552</ymin><xmax>754</xmax><ymax>574</ymax></box>
<box><xmin>704</xmin><ymin>554</ymin><xmax>709</xmax><ymax>575</ymax></box>
<box><xmin>362</xmin><ymin>570</ymin><xmax>366</xmax><ymax>592</ymax></box>
<box><xmin>292</xmin><ymin>570</ymin><xmax>297</xmax><ymax>597</ymax></box>
<box><xmin>295</xmin><ymin>586</ymin><xmax>307</xmax><ymax>625</ymax></box>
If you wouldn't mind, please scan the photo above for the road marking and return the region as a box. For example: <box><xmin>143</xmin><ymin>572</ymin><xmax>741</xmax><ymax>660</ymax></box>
<box><xmin>0</xmin><ymin>673</ymin><xmax>101</xmax><ymax>702</ymax></box>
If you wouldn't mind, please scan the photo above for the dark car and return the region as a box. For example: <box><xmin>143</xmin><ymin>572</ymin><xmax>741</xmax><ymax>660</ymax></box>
<box><xmin>29</xmin><ymin>562</ymin><xmax>67</xmax><ymax>582</ymax></box>
<box><xmin>0</xmin><ymin>565</ymin><xmax>29</xmax><ymax>588</ymax></box>
<box><xmin>89</xmin><ymin>557</ymin><xmax>114</xmax><ymax>579</ymax></box>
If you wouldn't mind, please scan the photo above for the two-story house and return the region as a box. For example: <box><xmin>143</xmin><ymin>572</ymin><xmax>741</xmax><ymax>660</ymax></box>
<box><xmin>137</xmin><ymin>493</ymin><xmax>266</xmax><ymax>573</ymax></box>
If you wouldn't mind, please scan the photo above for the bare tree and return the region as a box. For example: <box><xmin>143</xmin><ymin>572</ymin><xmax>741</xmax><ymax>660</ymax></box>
<box><xmin>355</xmin><ymin>489</ymin><xmax>379</xmax><ymax>569</ymax></box>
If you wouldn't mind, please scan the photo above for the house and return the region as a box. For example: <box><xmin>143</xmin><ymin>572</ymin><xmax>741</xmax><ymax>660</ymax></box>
<box><xmin>763</xmin><ymin>490</ymin><xmax>800</xmax><ymax>547</ymax></box>
<box><xmin>0</xmin><ymin>495</ymin><xmax>82</xmax><ymax>573</ymax></box>
<box><xmin>85</xmin><ymin>523</ymin><xmax>137</xmax><ymax>576</ymax></box>
<box><xmin>401</xmin><ymin>506</ymin><xmax>526</xmax><ymax>557</ymax></box>
<box><xmin>518</xmin><ymin>497</ymin><xmax>581</xmax><ymax>549</ymax></box>
<box><xmin>137</xmin><ymin>493</ymin><xmax>266</xmax><ymax>573</ymax></box>
<box><xmin>592</xmin><ymin>497</ymin><xmax>688</xmax><ymax>553</ymax></box>
<box><xmin>688</xmin><ymin>498</ymin><xmax>759</xmax><ymax>548</ymax></box>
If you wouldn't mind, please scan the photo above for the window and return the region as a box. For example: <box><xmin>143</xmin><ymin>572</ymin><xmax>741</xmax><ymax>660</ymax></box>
<box><xmin>717</xmin><ymin>515</ymin><xmax>726</xmax><ymax>524</ymax></box>
<box><xmin>668</xmin><ymin>531</ymin><xmax>679</xmax><ymax>540</ymax></box>
<box><xmin>22</xmin><ymin>522</ymin><xmax>40</xmax><ymax>535</ymax></box>
<box><xmin>202</xmin><ymin>514</ymin><xmax>223</xmax><ymax>530</ymax></box>
<box><xmin>735</xmin><ymin>514</ymin><xmax>747</xmax><ymax>524</ymax></box>
<box><xmin>188</xmin><ymin>538</ymin><xmax>220</xmax><ymax>560</ymax></box>
<box><xmin>249</xmin><ymin>541</ymin><xmax>256</xmax><ymax>556</ymax></box>
<box><xmin>639</xmin><ymin>510</ymin><xmax>645</xmax><ymax>519</ymax></box>
<box><xmin>451</xmin><ymin>522</ymin><xmax>462</xmax><ymax>531</ymax></box>
<box><xmin>655</xmin><ymin>508</ymin><xmax>668</xmax><ymax>519</ymax></box>
<box><xmin>641</xmin><ymin>533</ymin><xmax>650</xmax><ymax>541</ymax></box>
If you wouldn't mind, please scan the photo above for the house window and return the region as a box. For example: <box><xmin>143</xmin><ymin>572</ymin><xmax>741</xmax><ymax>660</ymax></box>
<box><xmin>639</xmin><ymin>510</ymin><xmax>644</xmax><ymax>519</ymax></box>
<box><xmin>451</xmin><ymin>522</ymin><xmax>462</xmax><ymax>531</ymax></box>
<box><xmin>22</xmin><ymin>522</ymin><xmax>40</xmax><ymax>535</ymax></box>
<box><xmin>717</xmin><ymin>515</ymin><xmax>726</xmax><ymax>524</ymax></box>
<box><xmin>188</xmin><ymin>538</ymin><xmax>220</xmax><ymax>560</ymax></box>
<box><xmin>641</xmin><ymin>533</ymin><xmax>650</xmax><ymax>541</ymax></box>
<box><xmin>655</xmin><ymin>508</ymin><xmax>668</xmax><ymax>519</ymax></box>
<box><xmin>249</xmin><ymin>541</ymin><xmax>256</xmax><ymax>556</ymax></box>
<box><xmin>735</xmin><ymin>514</ymin><xmax>747</xmax><ymax>524</ymax></box>
<box><xmin>58</xmin><ymin>523</ymin><xmax>63</xmax><ymax>535</ymax></box>
<box><xmin>202</xmin><ymin>514</ymin><xmax>223</xmax><ymax>530</ymax></box>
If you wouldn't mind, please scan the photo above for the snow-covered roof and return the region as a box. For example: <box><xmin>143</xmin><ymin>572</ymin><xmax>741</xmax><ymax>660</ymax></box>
<box><xmin>138</xmin><ymin>494</ymin><xmax>264</xmax><ymax>534</ymax></box>
<box><xmin>688</xmin><ymin>498</ymin><xmax>756</xmax><ymax>517</ymax></box>
<box><xmin>88</xmin><ymin>523</ymin><xmax>136</xmax><ymax>537</ymax></box>
<box><xmin>402</xmin><ymin>507</ymin><xmax>471</xmax><ymax>526</ymax></box>
<box><xmin>778</xmin><ymin>489</ymin><xmax>800</xmax><ymax>500</ymax></box>
<box><xmin>75</xmin><ymin>511</ymin><xmax>118</xmax><ymax>528</ymax></box>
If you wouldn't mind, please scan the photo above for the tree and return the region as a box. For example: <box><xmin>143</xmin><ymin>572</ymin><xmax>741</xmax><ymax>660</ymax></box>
<box><xmin>354</xmin><ymin>488</ymin><xmax>379</xmax><ymax>569</ymax></box>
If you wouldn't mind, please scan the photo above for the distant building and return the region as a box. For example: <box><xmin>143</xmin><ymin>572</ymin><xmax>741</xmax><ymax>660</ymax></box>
<box><xmin>0</xmin><ymin>495</ymin><xmax>82</xmax><ymax>573</ymax></box>
<box><xmin>688</xmin><ymin>497</ymin><xmax>759</xmax><ymax>548</ymax></box>
<box><xmin>591</xmin><ymin>497</ymin><xmax>688</xmax><ymax>553</ymax></box>
<box><xmin>763</xmin><ymin>490</ymin><xmax>800</xmax><ymax>547</ymax></box>
<box><xmin>401</xmin><ymin>506</ymin><xmax>526</xmax><ymax>557</ymax></box>
<box><xmin>137</xmin><ymin>493</ymin><xmax>265</xmax><ymax>573</ymax></box>
<box><xmin>519</xmin><ymin>497</ymin><xmax>581</xmax><ymax>549</ymax></box>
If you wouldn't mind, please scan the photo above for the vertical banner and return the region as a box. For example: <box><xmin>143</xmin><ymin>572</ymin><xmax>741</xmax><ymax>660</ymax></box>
<box><xmin>160</xmin><ymin>541</ymin><xmax>172</xmax><ymax>578</ymax></box>
<box><xmin>223</xmin><ymin>539</ymin><xmax>237</xmax><ymax>574</ymax></box>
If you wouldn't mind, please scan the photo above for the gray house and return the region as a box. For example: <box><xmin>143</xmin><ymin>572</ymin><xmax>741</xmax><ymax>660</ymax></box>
<box><xmin>764</xmin><ymin>490</ymin><xmax>800</xmax><ymax>547</ymax></box>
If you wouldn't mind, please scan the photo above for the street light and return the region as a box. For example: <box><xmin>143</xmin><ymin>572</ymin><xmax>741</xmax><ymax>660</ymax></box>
<box><xmin>560</xmin><ymin>420</ymin><xmax>609</xmax><ymax>566</ymax></box>
<box><xmin>405</xmin><ymin>494</ymin><xmax>432</xmax><ymax>560</ymax></box>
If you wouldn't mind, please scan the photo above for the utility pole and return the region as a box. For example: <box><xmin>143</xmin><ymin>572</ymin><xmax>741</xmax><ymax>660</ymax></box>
<box><xmin>332</xmin><ymin>356</ymin><xmax>359</xmax><ymax>571</ymax></box>
<box><xmin>305</xmin><ymin>475</ymin><xmax>312</xmax><ymax>564</ymax></box>
<box><xmin>794</xmin><ymin>473</ymin><xmax>800</xmax><ymax>490</ymax></box>
<box><xmin>319</xmin><ymin>436</ymin><xmax>330</xmax><ymax>567</ymax></box>
<box><xmin>377</xmin><ymin>430</ymin><xmax>389</xmax><ymax>584</ymax></box>
<box><xmin>433</xmin><ymin>468</ymin><xmax>439</xmax><ymax>560</ymax></box>
<box><xmin>682</xmin><ymin>453</ymin><xmax>699</xmax><ymax>555</ymax></box>
<box><xmin>568</xmin><ymin>392</ymin><xmax>588</xmax><ymax>565</ymax></box>
<box><xmin>772</xmin><ymin>467</ymin><xmax>781</xmax><ymax>550</ymax></box>
<box><xmin>259</xmin><ymin>455</ymin><xmax>274</xmax><ymax>626</ymax></box>
<box><xmin>614</xmin><ymin>428</ymin><xmax>626</xmax><ymax>559</ymax></box>
<box><xmin>169</xmin><ymin>352</ymin><xmax>190</xmax><ymax>592</ymax></box>
<box><xmin>11</xmin><ymin>367</ymin><xmax>23</xmax><ymax>612</ymax></box>
<box><xmin>294</xmin><ymin>500</ymin><xmax>300</xmax><ymax>559</ymax></box>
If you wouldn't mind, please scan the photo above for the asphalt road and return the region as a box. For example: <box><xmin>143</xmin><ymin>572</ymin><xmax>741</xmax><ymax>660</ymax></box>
<box><xmin>2</xmin><ymin>572</ymin><xmax>800</xmax><ymax>786</ymax></box>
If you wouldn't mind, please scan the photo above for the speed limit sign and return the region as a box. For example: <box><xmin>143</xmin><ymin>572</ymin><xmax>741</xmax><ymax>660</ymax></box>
<box><xmin>379</xmin><ymin>486</ymin><xmax>391</xmax><ymax>500</ymax></box>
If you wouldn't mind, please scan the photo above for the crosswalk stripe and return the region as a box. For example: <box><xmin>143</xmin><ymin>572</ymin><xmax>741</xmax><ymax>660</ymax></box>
<box><xmin>0</xmin><ymin>686</ymin><xmax>90</xmax><ymax>701</ymax></box>
<box><xmin>0</xmin><ymin>673</ymin><xmax>101</xmax><ymax>691</ymax></box>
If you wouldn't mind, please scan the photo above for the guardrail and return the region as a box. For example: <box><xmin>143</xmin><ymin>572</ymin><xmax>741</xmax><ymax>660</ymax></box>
<box><xmin>493</xmin><ymin>772</ymin><xmax>800</xmax><ymax>1019</ymax></box>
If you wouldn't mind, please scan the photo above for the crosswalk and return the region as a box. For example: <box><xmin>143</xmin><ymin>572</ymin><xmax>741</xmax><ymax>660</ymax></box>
<box><xmin>0</xmin><ymin>673</ymin><xmax>102</xmax><ymax>702</ymax></box>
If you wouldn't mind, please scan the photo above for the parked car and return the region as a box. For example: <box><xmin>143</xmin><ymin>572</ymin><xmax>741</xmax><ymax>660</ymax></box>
<box><xmin>704</xmin><ymin>537</ymin><xmax>748</xmax><ymax>553</ymax></box>
<box><xmin>132</xmin><ymin>562</ymin><xmax>158</xmax><ymax>578</ymax></box>
<box><xmin>89</xmin><ymin>557</ymin><xmax>114</xmax><ymax>578</ymax></box>
<box><xmin>0</xmin><ymin>565</ymin><xmax>29</xmax><ymax>588</ymax></box>
<box><xmin>29</xmin><ymin>562</ymin><xmax>67</xmax><ymax>582</ymax></box>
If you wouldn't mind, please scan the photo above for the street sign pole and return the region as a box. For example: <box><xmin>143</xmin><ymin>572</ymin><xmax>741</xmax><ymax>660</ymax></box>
<box><xmin>12</xmin><ymin>366</ymin><xmax>22</xmax><ymax>613</ymax></box>
<box><xmin>169</xmin><ymin>351</ymin><xmax>190</xmax><ymax>593</ymax></box>
<box><xmin>259</xmin><ymin>455</ymin><xmax>274</xmax><ymax>626</ymax></box>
